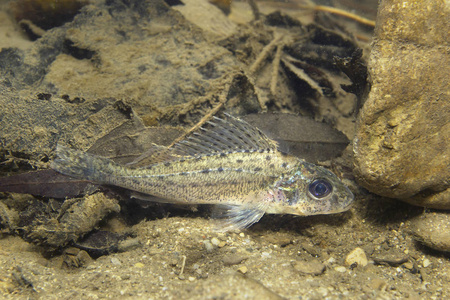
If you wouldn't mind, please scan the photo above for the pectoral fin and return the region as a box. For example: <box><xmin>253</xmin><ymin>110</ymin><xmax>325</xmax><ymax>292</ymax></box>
<box><xmin>212</xmin><ymin>203</ymin><xmax>267</xmax><ymax>231</ymax></box>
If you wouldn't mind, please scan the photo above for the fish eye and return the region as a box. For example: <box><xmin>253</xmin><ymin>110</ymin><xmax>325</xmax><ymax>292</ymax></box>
<box><xmin>308</xmin><ymin>179</ymin><xmax>333</xmax><ymax>199</ymax></box>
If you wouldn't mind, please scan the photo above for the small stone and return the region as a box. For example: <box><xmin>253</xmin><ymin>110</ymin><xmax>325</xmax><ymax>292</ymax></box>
<box><xmin>372</xmin><ymin>250</ymin><xmax>409</xmax><ymax>266</ymax></box>
<box><xmin>345</xmin><ymin>247</ymin><xmax>368</xmax><ymax>267</ymax></box>
<box><xmin>134</xmin><ymin>262</ymin><xmax>145</xmax><ymax>268</ymax></box>
<box><xmin>410</xmin><ymin>212</ymin><xmax>450</xmax><ymax>253</ymax></box>
<box><xmin>111</xmin><ymin>257</ymin><xmax>122</xmax><ymax>266</ymax></box>
<box><xmin>203</xmin><ymin>240</ymin><xmax>214</xmax><ymax>252</ymax></box>
<box><xmin>292</xmin><ymin>260</ymin><xmax>325</xmax><ymax>275</ymax></box>
<box><xmin>188</xmin><ymin>276</ymin><xmax>195</xmax><ymax>282</ymax></box>
<box><xmin>222</xmin><ymin>254</ymin><xmax>248</xmax><ymax>266</ymax></box>
<box><xmin>76</xmin><ymin>250</ymin><xmax>93</xmax><ymax>266</ymax></box>
<box><xmin>263</xmin><ymin>233</ymin><xmax>292</xmax><ymax>247</ymax></box>
<box><xmin>422</xmin><ymin>259</ymin><xmax>431</xmax><ymax>268</ymax></box>
<box><xmin>334</xmin><ymin>266</ymin><xmax>347</xmax><ymax>273</ymax></box>
<box><xmin>324</xmin><ymin>257</ymin><xmax>335</xmax><ymax>265</ymax></box>
<box><xmin>218</xmin><ymin>241</ymin><xmax>227</xmax><ymax>248</ymax></box>
<box><xmin>211</xmin><ymin>237</ymin><xmax>220</xmax><ymax>246</ymax></box>
<box><xmin>237</xmin><ymin>266</ymin><xmax>248</xmax><ymax>274</ymax></box>
<box><xmin>65</xmin><ymin>247</ymin><xmax>80</xmax><ymax>256</ymax></box>
<box><xmin>317</xmin><ymin>287</ymin><xmax>329</xmax><ymax>297</ymax></box>
<box><xmin>370</xmin><ymin>278</ymin><xmax>387</xmax><ymax>290</ymax></box>
<box><xmin>403</xmin><ymin>262</ymin><xmax>414</xmax><ymax>270</ymax></box>
<box><xmin>301</xmin><ymin>242</ymin><xmax>322</xmax><ymax>257</ymax></box>
<box><xmin>118</xmin><ymin>238</ymin><xmax>142</xmax><ymax>252</ymax></box>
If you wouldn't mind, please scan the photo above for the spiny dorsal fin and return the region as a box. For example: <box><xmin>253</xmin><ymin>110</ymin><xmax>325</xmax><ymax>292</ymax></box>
<box><xmin>173</xmin><ymin>114</ymin><xmax>279</xmax><ymax>157</ymax></box>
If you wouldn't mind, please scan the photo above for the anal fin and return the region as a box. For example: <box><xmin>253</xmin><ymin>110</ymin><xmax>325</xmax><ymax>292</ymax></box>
<box><xmin>130</xmin><ymin>191</ymin><xmax>185</xmax><ymax>204</ymax></box>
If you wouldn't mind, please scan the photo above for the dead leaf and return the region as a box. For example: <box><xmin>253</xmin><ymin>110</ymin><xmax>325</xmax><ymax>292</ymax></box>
<box><xmin>0</xmin><ymin>169</ymin><xmax>94</xmax><ymax>198</ymax></box>
<box><xmin>87</xmin><ymin>119</ymin><xmax>184</xmax><ymax>165</ymax></box>
<box><xmin>242</xmin><ymin>113</ymin><xmax>349</xmax><ymax>162</ymax></box>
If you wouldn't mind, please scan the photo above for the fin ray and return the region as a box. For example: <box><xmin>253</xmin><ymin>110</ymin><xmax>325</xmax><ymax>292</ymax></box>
<box><xmin>173</xmin><ymin>114</ymin><xmax>278</xmax><ymax>157</ymax></box>
<box><xmin>213</xmin><ymin>203</ymin><xmax>267</xmax><ymax>232</ymax></box>
<box><xmin>127</xmin><ymin>143</ymin><xmax>177</xmax><ymax>167</ymax></box>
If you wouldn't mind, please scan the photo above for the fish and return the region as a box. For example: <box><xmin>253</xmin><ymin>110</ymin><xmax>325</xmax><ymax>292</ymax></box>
<box><xmin>51</xmin><ymin>114</ymin><xmax>354</xmax><ymax>230</ymax></box>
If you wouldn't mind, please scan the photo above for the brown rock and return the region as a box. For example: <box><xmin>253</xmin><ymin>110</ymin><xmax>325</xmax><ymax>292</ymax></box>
<box><xmin>353</xmin><ymin>0</ymin><xmax>450</xmax><ymax>208</ymax></box>
<box><xmin>222</xmin><ymin>254</ymin><xmax>248</xmax><ymax>266</ymax></box>
<box><xmin>292</xmin><ymin>260</ymin><xmax>325</xmax><ymax>275</ymax></box>
<box><xmin>345</xmin><ymin>247</ymin><xmax>368</xmax><ymax>267</ymax></box>
<box><xmin>410</xmin><ymin>212</ymin><xmax>450</xmax><ymax>253</ymax></box>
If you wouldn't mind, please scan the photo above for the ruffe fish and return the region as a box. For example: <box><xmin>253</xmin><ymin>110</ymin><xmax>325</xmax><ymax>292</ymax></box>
<box><xmin>51</xmin><ymin>114</ymin><xmax>354</xmax><ymax>230</ymax></box>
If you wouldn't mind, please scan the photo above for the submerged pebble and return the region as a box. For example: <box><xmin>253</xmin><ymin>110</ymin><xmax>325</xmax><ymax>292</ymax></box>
<box><xmin>345</xmin><ymin>247</ymin><xmax>368</xmax><ymax>267</ymax></box>
<box><xmin>410</xmin><ymin>212</ymin><xmax>450</xmax><ymax>253</ymax></box>
<box><xmin>292</xmin><ymin>260</ymin><xmax>325</xmax><ymax>275</ymax></box>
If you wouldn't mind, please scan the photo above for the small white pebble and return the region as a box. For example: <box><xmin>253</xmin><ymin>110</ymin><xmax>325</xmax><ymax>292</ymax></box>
<box><xmin>239</xmin><ymin>233</ymin><xmax>245</xmax><ymax>238</ymax></box>
<box><xmin>423</xmin><ymin>259</ymin><xmax>431</xmax><ymax>268</ymax></box>
<box><xmin>211</xmin><ymin>237</ymin><xmax>220</xmax><ymax>246</ymax></box>
<box><xmin>204</xmin><ymin>241</ymin><xmax>214</xmax><ymax>252</ymax></box>
<box><xmin>317</xmin><ymin>287</ymin><xmax>328</xmax><ymax>296</ymax></box>
<box><xmin>345</xmin><ymin>247</ymin><xmax>368</xmax><ymax>267</ymax></box>
<box><xmin>111</xmin><ymin>257</ymin><xmax>121</xmax><ymax>265</ymax></box>
<box><xmin>326</xmin><ymin>257</ymin><xmax>336</xmax><ymax>265</ymax></box>
<box><xmin>334</xmin><ymin>266</ymin><xmax>347</xmax><ymax>273</ymax></box>
<box><xmin>188</xmin><ymin>276</ymin><xmax>195</xmax><ymax>282</ymax></box>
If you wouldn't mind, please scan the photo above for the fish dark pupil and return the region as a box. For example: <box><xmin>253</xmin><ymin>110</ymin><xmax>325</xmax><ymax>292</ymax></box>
<box><xmin>315</xmin><ymin>183</ymin><xmax>327</xmax><ymax>195</ymax></box>
<box><xmin>309</xmin><ymin>179</ymin><xmax>332</xmax><ymax>198</ymax></box>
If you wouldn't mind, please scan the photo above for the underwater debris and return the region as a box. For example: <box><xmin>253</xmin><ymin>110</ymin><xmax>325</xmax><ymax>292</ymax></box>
<box><xmin>10</xmin><ymin>0</ymin><xmax>89</xmax><ymax>40</ymax></box>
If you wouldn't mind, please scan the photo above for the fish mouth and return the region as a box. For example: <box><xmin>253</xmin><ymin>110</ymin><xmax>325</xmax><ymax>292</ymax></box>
<box><xmin>326</xmin><ymin>186</ymin><xmax>354</xmax><ymax>214</ymax></box>
<box><xmin>340</xmin><ymin>186</ymin><xmax>355</xmax><ymax>211</ymax></box>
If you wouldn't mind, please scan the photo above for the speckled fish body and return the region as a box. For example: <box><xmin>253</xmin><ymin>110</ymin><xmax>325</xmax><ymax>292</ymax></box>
<box><xmin>52</xmin><ymin>114</ymin><xmax>354</xmax><ymax>230</ymax></box>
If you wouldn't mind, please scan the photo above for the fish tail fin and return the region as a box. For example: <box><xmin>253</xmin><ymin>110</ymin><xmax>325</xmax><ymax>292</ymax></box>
<box><xmin>51</xmin><ymin>145</ymin><xmax>120</xmax><ymax>183</ymax></box>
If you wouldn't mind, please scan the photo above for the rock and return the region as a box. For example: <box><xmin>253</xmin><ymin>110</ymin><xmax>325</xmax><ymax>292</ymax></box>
<box><xmin>345</xmin><ymin>247</ymin><xmax>368</xmax><ymax>267</ymax></box>
<box><xmin>371</xmin><ymin>250</ymin><xmax>408</xmax><ymax>267</ymax></box>
<box><xmin>370</xmin><ymin>278</ymin><xmax>387</xmax><ymax>291</ymax></box>
<box><xmin>222</xmin><ymin>254</ymin><xmax>248</xmax><ymax>266</ymax></box>
<box><xmin>410</xmin><ymin>212</ymin><xmax>450</xmax><ymax>253</ymax></box>
<box><xmin>118</xmin><ymin>238</ymin><xmax>142</xmax><ymax>252</ymax></box>
<box><xmin>292</xmin><ymin>260</ymin><xmax>325</xmax><ymax>275</ymax></box>
<box><xmin>110</xmin><ymin>257</ymin><xmax>122</xmax><ymax>266</ymax></box>
<box><xmin>353</xmin><ymin>0</ymin><xmax>450</xmax><ymax>208</ymax></box>
<box><xmin>237</xmin><ymin>266</ymin><xmax>248</xmax><ymax>274</ymax></box>
<box><xmin>0</xmin><ymin>0</ymin><xmax>245</xmax><ymax>159</ymax></box>
<box><xmin>203</xmin><ymin>240</ymin><xmax>214</xmax><ymax>252</ymax></box>
<box><xmin>173</xmin><ymin>0</ymin><xmax>237</xmax><ymax>39</ymax></box>
<box><xmin>334</xmin><ymin>266</ymin><xmax>347</xmax><ymax>273</ymax></box>
<box><xmin>211</xmin><ymin>237</ymin><xmax>220</xmax><ymax>246</ymax></box>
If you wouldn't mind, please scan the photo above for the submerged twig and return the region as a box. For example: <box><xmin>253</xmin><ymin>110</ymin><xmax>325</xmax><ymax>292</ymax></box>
<box><xmin>249</xmin><ymin>34</ymin><xmax>283</xmax><ymax>74</ymax></box>
<box><xmin>179</xmin><ymin>255</ymin><xmax>187</xmax><ymax>276</ymax></box>
<box><xmin>299</xmin><ymin>4</ymin><xmax>375</xmax><ymax>27</ymax></box>
<box><xmin>247</xmin><ymin>0</ymin><xmax>261</xmax><ymax>20</ymax></box>
<box><xmin>167</xmin><ymin>79</ymin><xmax>231</xmax><ymax>148</ymax></box>
<box><xmin>270</xmin><ymin>41</ymin><xmax>284</xmax><ymax>97</ymax></box>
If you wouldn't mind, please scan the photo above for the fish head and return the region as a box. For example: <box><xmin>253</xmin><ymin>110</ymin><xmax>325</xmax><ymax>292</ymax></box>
<box><xmin>275</xmin><ymin>161</ymin><xmax>354</xmax><ymax>216</ymax></box>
